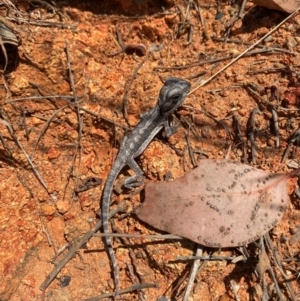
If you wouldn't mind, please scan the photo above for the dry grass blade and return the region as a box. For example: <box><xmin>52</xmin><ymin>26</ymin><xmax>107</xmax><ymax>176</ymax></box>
<box><xmin>136</xmin><ymin>159</ymin><xmax>298</xmax><ymax>248</ymax></box>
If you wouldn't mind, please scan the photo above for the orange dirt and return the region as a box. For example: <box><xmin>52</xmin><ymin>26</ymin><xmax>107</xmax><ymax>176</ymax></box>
<box><xmin>0</xmin><ymin>1</ymin><xmax>300</xmax><ymax>300</ymax></box>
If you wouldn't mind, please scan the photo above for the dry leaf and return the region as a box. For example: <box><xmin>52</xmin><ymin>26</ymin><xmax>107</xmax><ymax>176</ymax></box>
<box><xmin>136</xmin><ymin>159</ymin><xmax>298</xmax><ymax>248</ymax></box>
<box><xmin>252</xmin><ymin>0</ymin><xmax>300</xmax><ymax>13</ymax></box>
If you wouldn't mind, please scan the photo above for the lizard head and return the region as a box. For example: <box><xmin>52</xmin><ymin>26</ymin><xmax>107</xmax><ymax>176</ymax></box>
<box><xmin>158</xmin><ymin>77</ymin><xmax>191</xmax><ymax>117</ymax></box>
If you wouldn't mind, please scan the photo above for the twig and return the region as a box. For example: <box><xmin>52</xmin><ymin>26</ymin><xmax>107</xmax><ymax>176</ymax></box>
<box><xmin>2</xmin><ymin>74</ymin><xmax>12</xmax><ymax>98</ymax></box>
<box><xmin>247</xmin><ymin>66</ymin><xmax>300</xmax><ymax>75</ymax></box>
<box><xmin>176</xmin><ymin>255</ymin><xmax>241</xmax><ymax>261</ymax></box>
<box><xmin>82</xmin><ymin>283</ymin><xmax>158</xmax><ymax>301</ymax></box>
<box><xmin>0</xmin><ymin>132</ymin><xmax>12</xmax><ymax>157</ymax></box>
<box><xmin>193</xmin><ymin>0</ymin><xmax>204</xmax><ymax>26</ymax></box>
<box><xmin>232</xmin><ymin>113</ymin><xmax>248</xmax><ymax>163</ymax></box>
<box><xmin>182</xmin><ymin>245</ymin><xmax>203</xmax><ymax>301</ymax></box>
<box><xmin>31</xmin><ymin>105</ymin><xmax>68</xmax><ymax>159</ymax></box>
<box><xmin>238</xmin><ymin>0</ymin><xmax>247</xmax><ymax>18</ymax></box>
<box><xmin>27</xmin><ymin>0</ymin><xmax>67</xmax><ymax>20</ymax></box>
<box><xmin>17</xmin><ymin>173</ymin><xmax>34</xmax><ymax>198</ymax></box>
<box><xmin>6</xmin><ymin>17</ymin><xmax>76</xmax><ymax>29</ymax></box>
<box><xmin>50</xmin><ymin>244</ymin><xmax>69</xmax><ymax>263</ymax></box>
<box><xmin>213</xmin><ymin>37</ymin><xmax>296</xmax><ymax>55</ymax></box>
<box><xmin>0</xmin><ymin>109</ymin><xmax>56</xmax><ymax>201</ymax></box>
<box><xmin>185</xmin><ymin>129</ymin><xmax>197</xmax><ymax>167</ymax></box>
<box><xmin>62</xmin><ymin>41</ymin><xmax>85</xmax><ymax>199</ymax></box>
<box><xmin>40</xmin><ymin>217</ymin><xmax>55</xmax><ymax>250</ymax></box>
<box><xmin>154</xmin><ymin>48</ymin><xmax>292</xmax><ymax>72</ymax></box>
<box><xmin>247</xmin><ymin>108</ymin><xmax>262</xmax><ymax>164</ymax></box>
<box><xmin>281</xmin><ymin>127</ymin><xmax>300</xmax><ymax>163</ymax></box>
<box><xmin>260</xmin><ymin>237</ymin><xmax>284</xmax><ymax>301</ymax></box>
<box><xmin>183</xmin><ymin>105</ymin><xmax>232</xmax><ymax>137</ymax></box>
<box><xmin>179</xmin><ymin>114</ymin><xmax>201</xmax><ymax>141</ymax></box>
<box><xmin>65</xmin><ymin>39</ymin><xmax>82</xmax><ymax>166</ymax></box>
<box><xmin>264</xmin><ymin>233</ymin><xmax>297</xmax><ymax>301</ymax></box>
<box><xmin>115</xmin><ymin>25</ymin><xmax>125</xmax><ymax>50</ymax></box>
<box><xmin>6</xmin><ymin>94</ymin><xmax>129</xmax><ymax>129</ymax></box>
<box><xmin>0</xmin><ymin>35</ymin><xmax>8</xmax><ymax>73</ymax></box>
<box><xmin>93</xmin><ymin>233</ymin><xmax>182</xmax><ymax>240</ymax></box>
<box><xmin>243</xmin><ymin>83</ymin><xmax>297</xmax><ymax>112</ymax></box>
<box><xmin>5</xmin><ymin>95</ymin><xmax>75</xmax><ymax>103</ymax></box>
<box><xmin>271</xmin><ymin>108</ymin><xmax>280</xmax><ymax>148</ymax></box>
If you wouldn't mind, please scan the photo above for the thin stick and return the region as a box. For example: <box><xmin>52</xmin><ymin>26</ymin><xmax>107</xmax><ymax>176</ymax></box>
<box><xmin>0</xmin><ymin>109</ymin><xmax>56</xmax><ymax>201</ymax></box>
<box><xmin>264</xmin><ymin>234</ymin><xmax>297</xmax><ymax>300</ymax></box>
<box><xmin>31</xmin><ymin>105</ymin><xmax>68</xmax><ymax>159</ymax></box>
<box><xmin>5</xmin><ymin>95</ymin><xmax>75</xmax><ymax>102</ymax></box>
<box><xmin>6</xmin><ymin>94</ymin><xmax>128</xmax><ymax>129</ymax></box>
<box><xmin>62</xmin><ymin>41</ymin><xmax>86</xmax><ymax>200</ymax></box>
<box><xmin>82</xmin><ymin>283</ymin><xmax>158</xmax><ymax>301</ymax></box>
<box><xmin>271</xmin><ymin>108</ymin><xmax>280</xmax><ymax>148</ymax></box>
<box><xmin>177</xmin><ymin>255</ymin><xmax>239</xmax><ymax>261</ymax></box>
<box><xmin>247</xmin><ymin>108</ymin><xmax>262</xmax><ymax>164</ymax></box>
<box><xmin>182</xmin><ymin>245</ymin><xmax>203</xmax><ymax>301</ymax></box>
<box><xmin>17</xmin><ymin>173</ymin><xmax>34</xmax><ymax>198</ymax></box>
<box><xmin>93</xmin><ymin>232</ymin><xmax>183</xmax><ymax>240</ymax></box>
<box><xmin>154</xmin><ymin>48</ymin><xmax>293</xmax><ymax>72</ymax></box>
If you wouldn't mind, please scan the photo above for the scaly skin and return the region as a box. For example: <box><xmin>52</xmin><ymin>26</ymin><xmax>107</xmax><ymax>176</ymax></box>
<box><xmin>101</xmin><ymin>77</ymin><xmax>191</xmax><ymax>295</ymax></box>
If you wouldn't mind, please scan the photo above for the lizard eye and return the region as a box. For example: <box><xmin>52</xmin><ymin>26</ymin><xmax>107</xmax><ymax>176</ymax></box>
<box><xmin>171</xmin><ymin>94</ymin><xmax>181</xmax><ymax>102</ymax></box>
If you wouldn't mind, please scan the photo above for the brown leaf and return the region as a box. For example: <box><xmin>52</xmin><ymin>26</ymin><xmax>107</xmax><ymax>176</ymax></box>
<box><xmin>252</xmin><ymin>0</ymin><xmax>299</xmax><ymax>13</ymax></box>
<box><xmin>136</xmin><ymin>159</ymin><xmax>297</xmax><ymax>248</ymax></box>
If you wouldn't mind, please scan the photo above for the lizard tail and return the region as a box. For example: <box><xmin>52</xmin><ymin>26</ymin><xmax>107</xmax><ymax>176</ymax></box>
<box><xmin>101</xmin><ymin>159</ymin><xmax>124</xmax><ymax>295</ymax></box>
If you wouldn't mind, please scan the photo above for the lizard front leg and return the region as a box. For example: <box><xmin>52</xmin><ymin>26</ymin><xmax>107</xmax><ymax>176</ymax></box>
<box><xmin>164</xmin><ymin>114</ymin><xmax>179</xmax><ymax>138</ymax></box>
<box><xmin>124</xmin><ymin>157</ymin><xmax>144</xmax><ymax>188</ymax></box>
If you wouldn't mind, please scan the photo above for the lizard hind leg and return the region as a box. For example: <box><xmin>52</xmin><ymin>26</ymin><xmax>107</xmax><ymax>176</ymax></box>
<box><xmin>124</xmin><ymin>157</ymin><xmax>145</xmax><ymax>188</ymax></box>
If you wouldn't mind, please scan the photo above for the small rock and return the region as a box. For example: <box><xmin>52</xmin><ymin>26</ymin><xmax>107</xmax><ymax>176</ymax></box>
<box><xmin>31</xmin><ymin>117</ymin><xmax>44</xmax><ymax>126</ymax></box>
<box><xmin>273</xmin><ymin>63</ymin><xmax>286</xmax><ymax>69</ymax></box>
<box><xmin>47</xmin><ymin>147</ymin><xmax>61</xmax><ymax>160</ymax></box>
<box><xmin>41</xmin><ymin>203</ymin><xmax>56</xmax><ymax>216</ymax></box>
<box><xmin>59</xmin><ymin>275</ymin><xmax>71</xmax><ymax>288</ymax></box>
<box><xmin>56</xmin><ymin>199</ymin><xmax>70</xmax><ymax>214</ymax></box>
<box><xmin>10</xmin><ymin>76</ymin><xmax>29</xmax><ymax>94</ymax></box>
<box><xmin>290</xmin><ymin>226</ymin><xmax>298</xmax><ymax>235</ymax></box>
<box><xmin>286</xmin><ymin>36</ymin><xmax>297</xmax><ymax>50</ymax></box>
<box><xmin>152</xmin><ymin>51</ymin><xmax>160</xmax><ymax>61</ymax></box>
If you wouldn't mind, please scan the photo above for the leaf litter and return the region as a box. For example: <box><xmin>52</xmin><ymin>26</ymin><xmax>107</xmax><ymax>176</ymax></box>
<box><xmin>136</xmin><ymin>159</ymin><xmax>300</xmax><ymax>248</ymax></box>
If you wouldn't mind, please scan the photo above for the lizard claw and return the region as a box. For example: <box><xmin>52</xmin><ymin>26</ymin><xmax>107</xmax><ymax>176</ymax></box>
<box><xmin>124</xmin><ymin>175</ymin><xmax>144</xmax><ymax>189</ymax></box>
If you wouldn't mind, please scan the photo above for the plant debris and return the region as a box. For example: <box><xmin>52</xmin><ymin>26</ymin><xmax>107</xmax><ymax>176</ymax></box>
<box><xmin>136</xmin><ymin>159</ymin><xmax>299</xmax><ymax>248</ymax></box>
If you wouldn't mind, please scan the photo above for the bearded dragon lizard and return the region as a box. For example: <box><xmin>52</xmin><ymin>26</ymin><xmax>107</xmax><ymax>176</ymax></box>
<box><xmin>101</xmin><ymin>77</ymin><xmax>191</xmax><ymax>294</ymax></box>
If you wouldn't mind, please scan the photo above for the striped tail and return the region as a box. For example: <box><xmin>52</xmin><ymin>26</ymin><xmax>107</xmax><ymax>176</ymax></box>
<box><xmin>101</xmin><ymin>159</ymin><xmax>124</xmax><ymax>295</ymax></box>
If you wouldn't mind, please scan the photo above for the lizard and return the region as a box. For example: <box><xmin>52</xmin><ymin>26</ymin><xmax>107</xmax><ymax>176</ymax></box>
<box><xmin>101</xmin><ymin>77</ymin><xmax>191</xmax><ymax>295</ymax></box>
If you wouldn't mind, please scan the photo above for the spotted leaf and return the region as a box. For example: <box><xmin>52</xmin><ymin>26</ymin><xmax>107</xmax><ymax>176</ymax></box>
<box><xmin>136</xmin><ymin>159</ymin><xmax>297</xmax><ymax>248</ymax></box>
